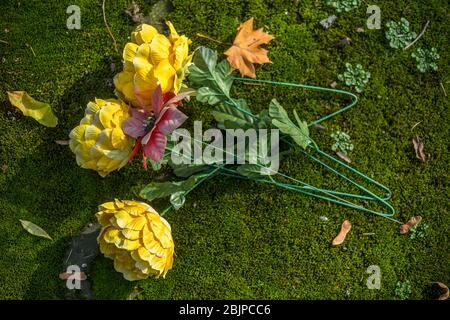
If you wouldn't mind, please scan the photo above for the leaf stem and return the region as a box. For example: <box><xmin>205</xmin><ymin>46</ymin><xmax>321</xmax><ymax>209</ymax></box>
<box><xmin>404</xmin><ymin>20</ymin><xmax>430</xmax><ymax>51</ymax></box>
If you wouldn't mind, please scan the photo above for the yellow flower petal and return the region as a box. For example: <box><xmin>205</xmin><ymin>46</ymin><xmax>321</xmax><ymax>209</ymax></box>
<box><xmin>99</xmin><ymin>103</ymin><xmax>121</xmax><ymax>128</ymax></box>
<box><xmin>96</xmin><ymin>210</ymin><xmax>114</xmax><ymax>227</ymax></box>
<box><xmin>166</xmin><ymin>21</ymin><xmax>179</xmax><ymax>43</ymax></box>
<box><xmin>96</xmin><ymin>200</ymin><xmax>174</xmax><ymax>280</ymax></box>
<box><xmin>133</xmin><ymin>44</ymin><xmax>153</xmax><ymax>79</ymax></box>
<box><xmin>121</xmin><ymin>228</ymin><xmax>141</xmax><ymax>240</ymax></box>
<box><xmin>123</xmin><ymin>42</ymin><xmax>139</xmax><ymax>63</ymax></box>
<box><xmin>149</xmin><ymin>34</ymin><xmax>171</xmax><ymax>66</ymax></box>
<box><xmin>103</xmin><ymin>228</ymin><xmax>121</xmax><ymax>244</ymax></box>
<box><xmin>131</xmin><ymin>24</ymin><xmax>158</xmax><ymax>45</ymax></box>
<box><xmin>153</xmin><ymin>59</ymin><xmax>176</xmax><ymax>93</ymax></box>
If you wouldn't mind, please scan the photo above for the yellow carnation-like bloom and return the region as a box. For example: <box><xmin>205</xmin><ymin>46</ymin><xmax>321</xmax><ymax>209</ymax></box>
<box><xmin>114</xmin><ymin>22</ymin><xmax>192</xmax><ymax>109</ymax></box>
<box><xmin>96</xmin><ymin>199</ymin><xmax>175</xmax><ymax>280</ymax></box>
<box><xmin>69</xmin><ymin>99</ymin><xmax>133</xmax><ymax>177</ymax></box>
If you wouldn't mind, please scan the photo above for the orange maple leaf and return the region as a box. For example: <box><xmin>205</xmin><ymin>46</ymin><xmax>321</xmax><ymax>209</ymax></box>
<box><xmin>225</xmin><ymin>17</ymin><xmax>274</xmax><ymax>78</ymax></box>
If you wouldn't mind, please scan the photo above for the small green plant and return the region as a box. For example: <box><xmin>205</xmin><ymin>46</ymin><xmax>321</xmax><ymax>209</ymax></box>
<box><xmin>411</xmin><ymin>48</ymin><xmax>440</xmax><ymax>73</ymax></box>
<box><xmin>325</xmin><ymin>0</ymin><xmax>361</xmax><ymax>12</ymax></box>
<box><xmin>338</xmin><ymin>63</ymin><xmax>371</xmax><ymax>93</ymax></box>
<box><xmin>395</xmin><ymin>280</ymin><xmax>412</xmax><ymax>300</ymax></box>
<box><xmin>409</xmin><ymin>222</ymin><xmax>429</xmax><ymax>239</ymax></box>
<box><xmin>385</xmin><ymin>18</ymin><xmax>417</xmax><ymax>49</ymax></box>
<box><xmin>331</xmin><ymin>131</ymin><xmax>354</xmax><ymax>155</ymax></box>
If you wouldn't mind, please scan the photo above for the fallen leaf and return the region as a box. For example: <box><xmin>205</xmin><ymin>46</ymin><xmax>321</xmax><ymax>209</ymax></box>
<box><xmin>312</xmin><ymin>124</ymin><xmax>327</xmax><ymax>130</ymax></box>
<box><xmin>336</xmin><ymin>151</ymin><xmax>352</xmax><ymax>163</ymax></box>
<box><xmin>19</xmin><ymin>219</ymin><xmax>52</xmax><ymax>240</ymax></box>
<box><xmin>224</xmin><ymin>17</ymin><xmax>274</xmax><ymax>78</ymax></box>
<box><xmin>332</xmin><ymin>220</ymin><xmax>352</xmax><ymax>246</ymax></box>
<box><xmin>335</xmin><ymin>37</ymin><xmax>352</xmax><ymax>49</ymax></box>
<box><xmin>59</xmin><ymin>272</ymin><xmax>87</xmax><ymax>281</ymax></box>
<box><xmin>434</xmin><ymin>282</ymin><xmax>449</xmax><ymax>300</ymax></box>
<box><xmin>7</xmin><ymin>91</ymin><xmax>58</xmax><ymax>127</ymax></box>
<box><xmin>55</xmin><ymin>140</ymin><xmax>70</xmax><ymax>145</ymax></box>
<box><xmin>356</xmin><ymin>27</ymin><xmax>365</xmax><ymax>33</ymax></box>
<box><xmin>412</xmin><ymin>136</ymin><xmax>426</xmax><ymax>162</ymax></box>
<box><xmin>399</xmin><ymin>216</ymin><xmax>422</xmax><ymax>234</ymax></box>
<box><xmin>330</xmin><ymin>81</ymin><xmax>337</xmax><ymax>88</ymax></box>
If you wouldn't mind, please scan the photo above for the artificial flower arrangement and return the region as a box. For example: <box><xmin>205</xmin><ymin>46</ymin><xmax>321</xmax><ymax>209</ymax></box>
<box><xmin>69</xmin><ymin>19</ymin><xmax>400</xmax><ymax>281</ymax></box>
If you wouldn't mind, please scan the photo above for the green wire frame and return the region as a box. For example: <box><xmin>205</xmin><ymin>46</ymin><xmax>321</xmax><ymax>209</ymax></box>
<box><xmin>160</xmin><ymin>77</ymin><xmax>400</xmax><ymax>224</ymax></box>
<box><xmin>231</xmin><ymin>77</ymin><xmax>400</xmax><ymax>223</ymax></box>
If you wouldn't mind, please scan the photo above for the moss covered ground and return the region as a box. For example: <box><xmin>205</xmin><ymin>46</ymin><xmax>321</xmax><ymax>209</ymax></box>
<box><xmin>0</xmin><ymin>0</ymin><xmax>448</xmax><ymax>299</ymax></box>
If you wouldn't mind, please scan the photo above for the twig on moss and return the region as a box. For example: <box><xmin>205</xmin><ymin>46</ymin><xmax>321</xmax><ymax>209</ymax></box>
<box><xmin>410</xmin><ymin>121</ymin><xmax>422</xmax><ymax>132</ymax></box>
<box><xmin>0</xmin><ymin>39</ymin><xmax>8</xmax><ymax>44</ymax></box>
<box><xmin>196</xmin><ymin>33</ymin><xmax>228</xmax><ymax>45</ymax></box>
<box><xmin>102</xmin><ymin>0</ymin><xmax>119</xmax><ymax>53</ymax></box>
<box><xmin>404</xmin><ymin>20</ymin><xmax>430</xmax><ymax>51</ymax></box>
<box><xmin>25</xmin><ymin>43</ymin><xmax>36</xmax><ymax>57</ymax></box>
<box><xmin>440</xmin><ymin>82</ymin><xmax>447</xmax><ymax>97</ymax></box>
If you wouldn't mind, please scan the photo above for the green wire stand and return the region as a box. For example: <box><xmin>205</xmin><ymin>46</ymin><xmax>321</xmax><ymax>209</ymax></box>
<box><xmin>162</xmin><ymin>77</ymin><xmax>400</xmax><ymax>224</ymax></box>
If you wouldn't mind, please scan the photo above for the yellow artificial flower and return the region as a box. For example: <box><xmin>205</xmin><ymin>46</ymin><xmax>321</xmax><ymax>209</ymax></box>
<box><xmin>96</xmin><ymin>199</ymin><xmax>175</xmax><ymax>281</ymax></box>
<box><xmin>114</xmin><ymin>22</ymin><xmax>192</xmax><ymax>110</ymax></box>
<box><xmin>69</xmin><ymin>99</ymin><xmax>133</xmax><ymax>177</ymax></box>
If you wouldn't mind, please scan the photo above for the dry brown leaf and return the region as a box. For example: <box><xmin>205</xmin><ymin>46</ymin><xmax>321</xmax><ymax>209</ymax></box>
<box><xmin>55</xmin><ymin>140</ymin><xmax>70</xmax><ymax>145</ymax></box>
<box><xmin>399</xmin><ymin>216</ymin><xmax>422</xmax><ymax>234</ymax></box>
<box><xmin>412</xmin><ymin>136</ymin><xmax>426</xmax><ymax>162</ymax></box>
<box><xmin>312</xmin><ymin>124</ymin><xmax>327</xmax><ymax>130</ymax></box>
<box><xmin>59</xmin><ymin>271</ymin><xmax>87</xmax><ymax>281</ymax></box>
<box><xmin>336</xmin><ymin>151</ymin><xmax>352</xmax><ymax>164</ymax></box>
<box><xmin>335</xmin><ymin>37</ymin><xmax>352</xmax><ymax>49</ymax></box>
<box><xmin>224</xmin><ymin>17</ymin><xmax>274</xmax><ymax>78</ymax></box>
<box><xmin>435</xmin><ymin>282</ymin><xmax>449</xmax><ymax>300</ymax></box>
<box><xmin>332</xmin><ymin>220</ymin><xmax>352</xmax><ymax>246</ymax></box>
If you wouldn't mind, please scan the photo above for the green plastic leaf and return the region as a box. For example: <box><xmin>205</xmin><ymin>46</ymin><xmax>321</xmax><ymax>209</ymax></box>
<box><xmin>19</xmin><ymin>219</ymin><xmax>52</xmax><ymax>240</ymax></box>
<box><xmin>7</xmin><ymin>91</ymin><xmax>58</xmax><ymax>127</ymax></box>
<box><xmin>196</xmin><ymin>87</ymin><xmax>224</xmax><ymax>105</ymax></box>
<box><xmin>139</xmin><ymin>173</ymin><xmax>205</xmax><ymax>201</ymax></box>
<box><xmin>188</xmin><ymin>47</ymin><xmax>234</xmax><ymax>105</ymax></box>
<box><xmin>236</xmin><ymin>164</ymin><xmax>266</xmax><ymax>178</ymax></box>
<box><xmin>212</xmin><ymin>99</ymin><xmax>256</xmax><ymax>129</ymax></box>
<box><xmin>170</xmin><ymin>161</ymin><xmax>211</xmax><ymax>178</ymax></box>
<box><xmin>149</xmin><ymin>159</ymin><xmax>162</xmax><ymax>171</ymax></box>
<box><xmin>257</xmin><ymin>109</ymin><xmax>272</xmax><ymax>129</ymax></box>
<box><xmin>170</xmin><ymin>191</ymin><xmax>186</xmax><ymax>210</ymax></box>
<box><xmin>269</xmin><ymin>99</ymin><xmax>311</xmax><ymax>149</ymax></box>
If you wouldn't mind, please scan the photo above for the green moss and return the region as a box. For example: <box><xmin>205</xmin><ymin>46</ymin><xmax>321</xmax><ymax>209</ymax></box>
<box><xmin>0</xmin><ymin>0</ymin><xmax>449</xmax><ymax>299</ymax></box>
